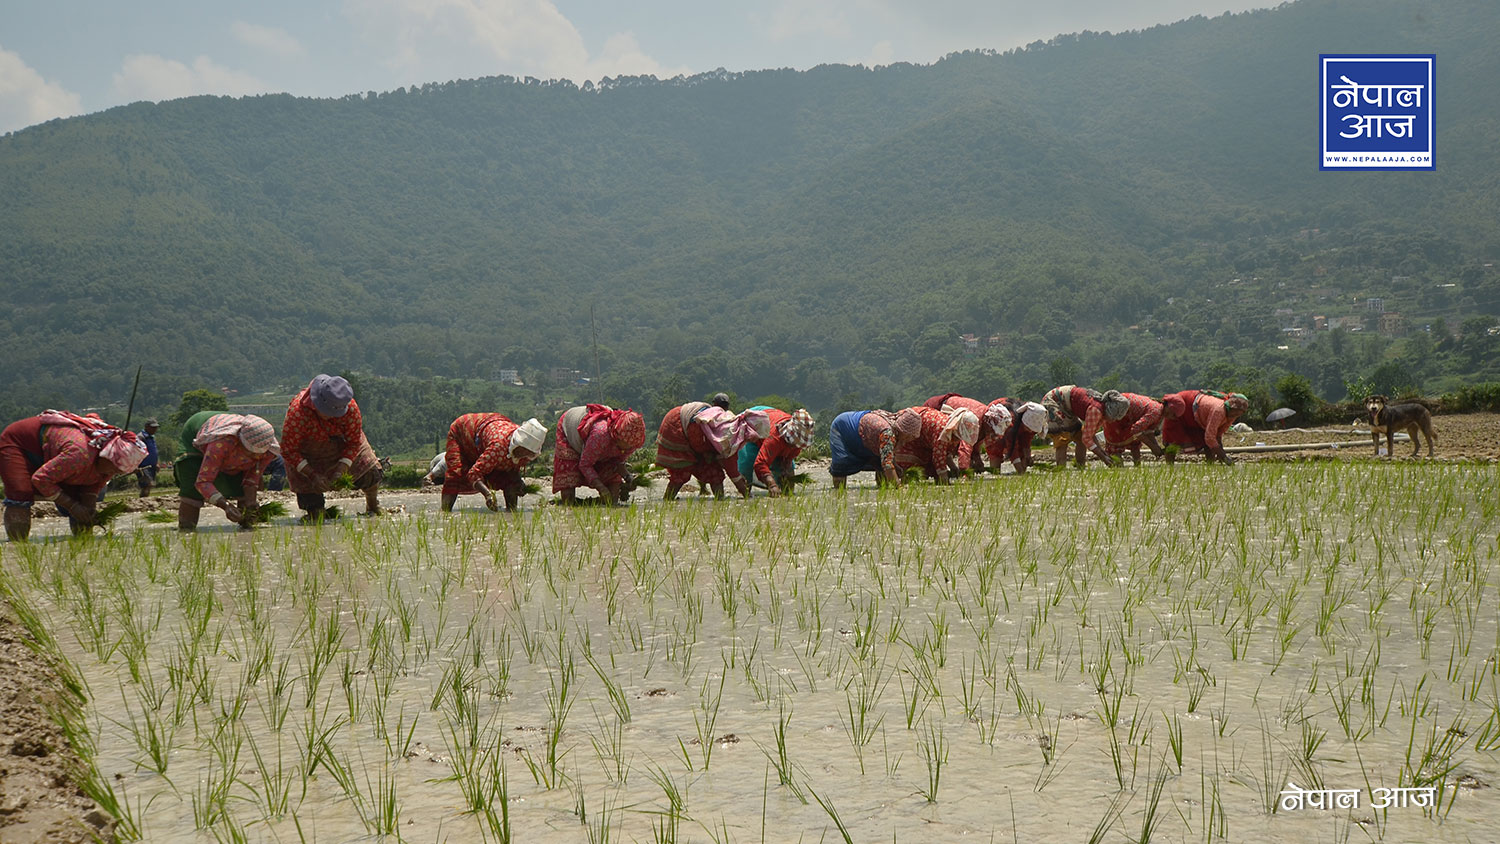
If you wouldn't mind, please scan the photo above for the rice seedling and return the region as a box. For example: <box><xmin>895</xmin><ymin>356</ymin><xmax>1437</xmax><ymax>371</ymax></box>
<box><xmin>1086</xmin><ymin>790</ymin><xmax>1128</xmax><ymax>844</ymax></box>
<box><xmin>1136</xmin><ymin>759</ymin><xmax>1172</xmax><ymax>844</ymax></box>
<box><xmin>642</xmin><ymin>762</ymin><xmax>689</xmax><ymax>835</ymax></box>
<box><xmin>1165</xmin><ymin>711</ymin><xmax>1184</xmax><ymax>772</ymax></box>
<box><xmin>916</xmin><ymin>722</ymin><xmax>948</xmax><ymax>803</ymax></box>
<box><xmin>838</xmin><ymin>665</ymin><xmax>887</xmax><ymax>775</ymax></box>
<box><xmin>4</xmin><ymin>461</ymin><xmax>1496</xmax><ymax>841</ymax></box>
<box><xmin>808</xmin><ymin>785</ymin><xmax>856</xmax><ymax>844</ymax></box>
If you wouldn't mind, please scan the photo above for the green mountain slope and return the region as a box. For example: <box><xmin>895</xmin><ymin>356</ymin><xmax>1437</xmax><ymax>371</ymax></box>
<box><xmin>1</xmin><ymin>0</ymin><xmax>1496</xmax><ymax>423</ymax></box>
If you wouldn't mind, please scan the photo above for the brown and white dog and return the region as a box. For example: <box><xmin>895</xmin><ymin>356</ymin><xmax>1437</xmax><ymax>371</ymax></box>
<box><xmin>1364</xmin><ymin>395</ymin><xmax>1436</xmax><ymax>457</ymax></box>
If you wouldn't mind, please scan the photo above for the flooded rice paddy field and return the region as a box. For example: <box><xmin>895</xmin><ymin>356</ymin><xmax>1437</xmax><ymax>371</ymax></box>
<box><xmin>3</xmin><ymin>461</ymin><xmax>1499</xmax><ymax>843</ymax></box>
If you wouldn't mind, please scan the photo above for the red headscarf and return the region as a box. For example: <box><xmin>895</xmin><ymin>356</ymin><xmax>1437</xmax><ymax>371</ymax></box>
<box><xmin>38</xmin><ymin>410</ymin><xmax>148</xmax><ymax>471</ymax></box>
<box><xmin>579</xmin><ymin>404</ymin><xmax>646</xmax><ymax>455</ymax></box>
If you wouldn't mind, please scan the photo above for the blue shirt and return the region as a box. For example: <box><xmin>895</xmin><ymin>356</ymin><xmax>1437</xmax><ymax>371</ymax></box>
<box><xmin>138</xmin><ymin>431</ymin><xmax>159</xmax><ymax>468</ymax></box>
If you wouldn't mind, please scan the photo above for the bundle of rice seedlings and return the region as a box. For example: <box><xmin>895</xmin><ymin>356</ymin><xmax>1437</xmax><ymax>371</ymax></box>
<box><xmin>248</xmin><ymin>501</ymin><xmax>287</xmax><ymax>525</ymax></box>
<box><xmin>781</xmin><ymin>472</ymin><xmax>813</xmax><ymax>492</ymax></box>
<box><xmin>621</xmin><ymin>468</ymin><xmax>654</xmax><ymax>492</ymax></box>
<box><xmin>142</xmin><ymin>511</ymin><xmax>176</xmax><ymax>524</ymax></box>
<box><xmin>92</xmin><ymin>501</ymin><xmax>130</xmax><ymax>529</ymax></box>
<box><xmin>256</xmin><ymin>500</ymin><xmax>288</xmax><ymax>521</ymax></box>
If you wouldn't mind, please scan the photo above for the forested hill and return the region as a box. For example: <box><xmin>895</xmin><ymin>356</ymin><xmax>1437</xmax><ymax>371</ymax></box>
<box><xmin>2</xmin><ymin>0</ymin><xmax>1498</xmax><ymax>424</ymax></box>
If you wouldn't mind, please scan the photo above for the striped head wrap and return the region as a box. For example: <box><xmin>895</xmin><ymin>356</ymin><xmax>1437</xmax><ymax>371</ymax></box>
<box><xmin>40</xmin><ymin>409</ymin><xmax>148</xmax><ymax>471</ymax></box>
<box><xmin>983</xmin><ymin>401</ymin><xmax>1013</xmax><ymax>437</ymax></box>
<box><xmin>195</xmin><ymin>414</ymin><xmax>282</xmax><ymax>455</ymax></box>
<box><xmin>1102</xmin><ymin>390</ymin><xmax>1130</xmax><ymax>421</ymax></box>
<box><xmin>777</xmin><ymin>409</ymin><xmax>815</xmax><ymax>449</ymax></box>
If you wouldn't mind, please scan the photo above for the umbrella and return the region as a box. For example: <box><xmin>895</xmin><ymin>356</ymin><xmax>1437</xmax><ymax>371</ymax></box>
<box><xmin>1265</xmin><ymin>408</ymin><xmax>1297</xmax><ymax>423</ymax></box>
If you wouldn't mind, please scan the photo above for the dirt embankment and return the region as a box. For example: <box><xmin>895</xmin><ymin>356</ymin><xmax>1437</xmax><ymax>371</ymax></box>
<box><xmin>0</xmin><ymin>605</ymin><xmax>114</xmax><ymax>844</ymax></box>
<box><xmin>1232</xmin><ymin>412</ymin><xmax>1499</xmax><ymax>461</ymax></box>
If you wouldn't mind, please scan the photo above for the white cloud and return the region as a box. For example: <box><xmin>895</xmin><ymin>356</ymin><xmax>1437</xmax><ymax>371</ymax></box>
<box><xmin>232</xmin><ymin>21</ymin><xmax>306</xmax><ymax>58</ymax></box>
<box><xmin>766</xmin><ymin>0</ymin><xmax>854</xmax><ymax>41</ymax></box>
<box><xmin>112</xmin><ymin>54</ymin><xmax>267</xmax><ymax>103</ymax></box>
<box><xmin>587</xmin><ymin>32</ymin><xmax>691</xmax><ymax>80</ymax></box>
<box><xmin>867</xmin><ymin>40</ymin><xmax>895</xmax><ymax>67</ymax></box>
<box><xmin>0</xmin><ymin>46</ymin><xmax>84</xmax><ymax>134</ymax></box>
<box><xmin>344</xmin><ymin>0</ymin><xmax>689</xmax><ymax>84</ymax></box>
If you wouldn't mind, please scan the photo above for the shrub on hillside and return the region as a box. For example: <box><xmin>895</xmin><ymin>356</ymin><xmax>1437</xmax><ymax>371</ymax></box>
<box><xmin>1443</xmin><ymin>383</ymin><xmax>1500</xmax><ymax>413</ymax></box>
<box><xmin>1274</xmin><ymin>374</ymin><xmax>1323</xmax><ymax>422</ymax></box>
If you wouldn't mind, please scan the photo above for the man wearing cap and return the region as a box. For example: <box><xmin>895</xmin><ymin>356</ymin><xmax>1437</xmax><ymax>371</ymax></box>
<box><xmin>422</xmin><ymin>452</ymin><xmax>447</xmax><ymax>486</ymax></box>
<box><xmin>696</xmin><ymin>393</ymin><xmax>733</xmax><ymax>495</ymax></box>
<box><xmin>281</xmin><ymin>374</ymin><xmax>385</xmax><ymax>520</ymax></box>
<box><xmin>441</xmin><ymin>412</ymin><xmax>547</xmax><ymax>512</ymax></box>
<box><xmin>136</xmin><ymin>418</ymin><xmax>161</xmax><ymax>497</ymax></box>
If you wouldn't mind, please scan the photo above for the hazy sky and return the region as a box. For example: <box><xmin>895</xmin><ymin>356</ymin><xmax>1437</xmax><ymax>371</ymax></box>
<box><xmin>1</xmin><ymin>1</ymin><xmax>1272</xmax><ymax>134</ymax></box>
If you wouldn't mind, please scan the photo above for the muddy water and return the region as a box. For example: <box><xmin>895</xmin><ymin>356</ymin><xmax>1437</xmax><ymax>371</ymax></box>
<box><xmin>4</xmin><ymin>461</ymin><xmax>1499</xmax><ymax>842</ymax></box>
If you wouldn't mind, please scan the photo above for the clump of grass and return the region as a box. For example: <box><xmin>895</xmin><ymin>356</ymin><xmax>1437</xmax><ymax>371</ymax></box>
<box><xmin>142</xmin><ymin>511</ymin><xmax>176</xmax><ymax>524</ymax></box>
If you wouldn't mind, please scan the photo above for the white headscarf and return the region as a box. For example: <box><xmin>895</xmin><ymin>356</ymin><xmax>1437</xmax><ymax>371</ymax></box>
<box><xmin>510</xmin><ymin>418</ymin><xmax>547</xmax><ymax>458</ymax></box>
<box><xmin>1017</xmin><ymin>401</ymin><xmax>1047</xmax><ymax>435</ymax></box>
<box><xmin>940</xmin><ymin>408</ymin><xmax>981</xmax><ymax>445</ymax></box>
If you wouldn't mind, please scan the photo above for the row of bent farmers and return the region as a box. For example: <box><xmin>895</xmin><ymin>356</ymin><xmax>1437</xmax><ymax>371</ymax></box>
<box><xmin>0</xmin><ymin>375</ymin><xmax>1251</xmax><ymax>540</ymax></box>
